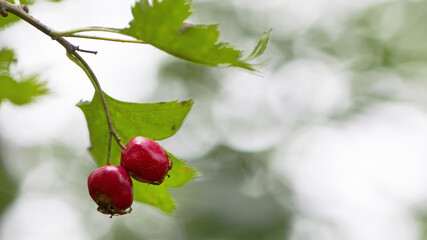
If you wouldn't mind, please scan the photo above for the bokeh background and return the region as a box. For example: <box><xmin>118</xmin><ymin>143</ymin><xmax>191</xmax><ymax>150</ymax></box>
<box><xmin>2</xmin><ymin>0</ymin><xmax>427</xmax><ymax>239</ymax></box>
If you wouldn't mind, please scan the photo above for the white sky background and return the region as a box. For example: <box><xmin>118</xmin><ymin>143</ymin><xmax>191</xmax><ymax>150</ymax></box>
<box><xmin>2</xmin><ymin>0</ymin><xmax>427</xmax><ymax>240</ymax></box>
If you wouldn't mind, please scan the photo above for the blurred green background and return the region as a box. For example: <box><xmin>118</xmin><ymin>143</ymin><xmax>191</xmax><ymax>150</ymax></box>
<box><xmin>3</xmin><ymin>0</ymin><xmax>427</xmax><ymax>239</ymax></box>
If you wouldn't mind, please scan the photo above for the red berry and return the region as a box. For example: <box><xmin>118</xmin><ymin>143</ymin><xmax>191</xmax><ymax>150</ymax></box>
<box><xmin>87</xmin><ymin>165</ymin><xmax>133</xmax><ymax>217</ymax></box>
<box><xmin>121</xmin><ymin>136</ymin><xmax>173</xmax><ymax>185</ymax></box>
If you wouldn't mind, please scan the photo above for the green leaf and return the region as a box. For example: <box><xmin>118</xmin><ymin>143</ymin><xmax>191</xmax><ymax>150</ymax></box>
<box><xmin>121</xmin><ymin>0</ymin><xmax>270</xmax><ymax>70</ymax></box>
<box><xmin>0</xmin><ymin>75</ymin><xmax>48</xmax><ymax>105</ymax></box>
<box><xmin>77</xmin><ymin>92</ymin><xmax>196</xmax><ymax>213</ymax></box>
<box><xmin>78</xmin><ymin>93</ymin><xmax>194</xmax><ymax>167</ymax></box>
<box><xmin>0</xmin><ymin>49</ymin><xmax>48</xmax><ymax>105</ymax></box>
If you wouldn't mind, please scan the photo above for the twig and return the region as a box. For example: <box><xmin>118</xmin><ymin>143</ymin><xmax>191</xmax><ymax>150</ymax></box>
<box><xmin>76</xmin><ymin>46</ymin><xmax>98</xmax><ymax>55</ymax></box>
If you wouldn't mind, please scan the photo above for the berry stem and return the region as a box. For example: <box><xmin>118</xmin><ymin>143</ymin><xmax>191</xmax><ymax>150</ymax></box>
<box><xmin>66</xmin><ymin>52</ymin><xmax>126</xmax><ymax>151</ymax></box>
<box><xmin>0</xmin><ymin>0</ymin><xmax>127</xmax><ymax>151</ymax></box>
<box><xmin>107</xmin><ymin>131</ymin><xmax>112</xmax><ymax>165</ymax></box>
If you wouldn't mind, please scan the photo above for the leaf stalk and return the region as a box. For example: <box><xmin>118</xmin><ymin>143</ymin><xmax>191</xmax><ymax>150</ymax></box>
<box><xmin>51</xmin><ymin>27</ymin><xmax>146</xmax><ymax>44</ymax></box>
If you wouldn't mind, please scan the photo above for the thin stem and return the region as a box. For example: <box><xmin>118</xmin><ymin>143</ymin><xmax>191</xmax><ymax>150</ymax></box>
<box><xmin>107</xmin><ymin>132</ymin><xmax>112</xmax><ymax>165</ymax></box>
<box><xmin>66</xmin><ymin>52</ymin><xmax>126</xmax><ymax>150</ymax></box>
<box><xmin>51</xmin><ymin>27</ymin><xmax>146</xmax><ymax>44</ymax></box>
<box><xmin>65</xmin><ymin>34</ymin><xmax>145</xmax><ymax>44</ymax></box>
<box><xmin>0</xmin><ymin>0</ymin><xmax>126</xmax><ymax>151</ymax></box>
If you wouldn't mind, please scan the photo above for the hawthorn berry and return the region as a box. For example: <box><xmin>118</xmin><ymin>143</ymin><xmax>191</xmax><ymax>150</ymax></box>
<box><xmin>121</xmin><ymin>136</ymin><xmax>173</xmax><ymax>185</ymax></box>
<box><xmin>87</xmin><ymin>165</ymin><xmax>133</xmax><ymax>217</ymax></box>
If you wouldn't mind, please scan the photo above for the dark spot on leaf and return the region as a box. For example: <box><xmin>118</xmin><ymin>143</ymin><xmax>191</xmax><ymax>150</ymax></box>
<box><xmin>158</xmin><ymin>101</ymin><xmax>166</xmax><ymax>104</ymax></box>
<box><xmin>171</xmin><ymin>125</ymin><xmax>176</xmax><ymax>131</ymax></box>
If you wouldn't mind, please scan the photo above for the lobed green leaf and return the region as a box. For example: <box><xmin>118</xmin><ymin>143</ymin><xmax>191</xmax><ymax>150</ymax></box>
<box><xmin>121</xmin><ymin>0</ymin><xmax>271</xmax><ymax>70</ymax></box>
<box><xmin>0</xmin><ymin>49</ymin><xmax>48</xmax><ymax>105</ymax></box>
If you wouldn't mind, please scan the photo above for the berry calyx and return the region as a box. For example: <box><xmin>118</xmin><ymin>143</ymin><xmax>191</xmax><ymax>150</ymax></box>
<box><xmin>121</xmin><ymin>136</ymin><xmax>173</xmax><ymax>185</ymax></box>
<box><xmin>87</xmin><ymin>165</ymin><xmax>133</xmax><ymax>217</ymax></box>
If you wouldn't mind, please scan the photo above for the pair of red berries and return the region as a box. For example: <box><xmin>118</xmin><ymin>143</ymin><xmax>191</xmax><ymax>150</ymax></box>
<box><xmin>87</xmin><ymin>136</ymin><xmax>172</xmax><ymax>217</ymax></box>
